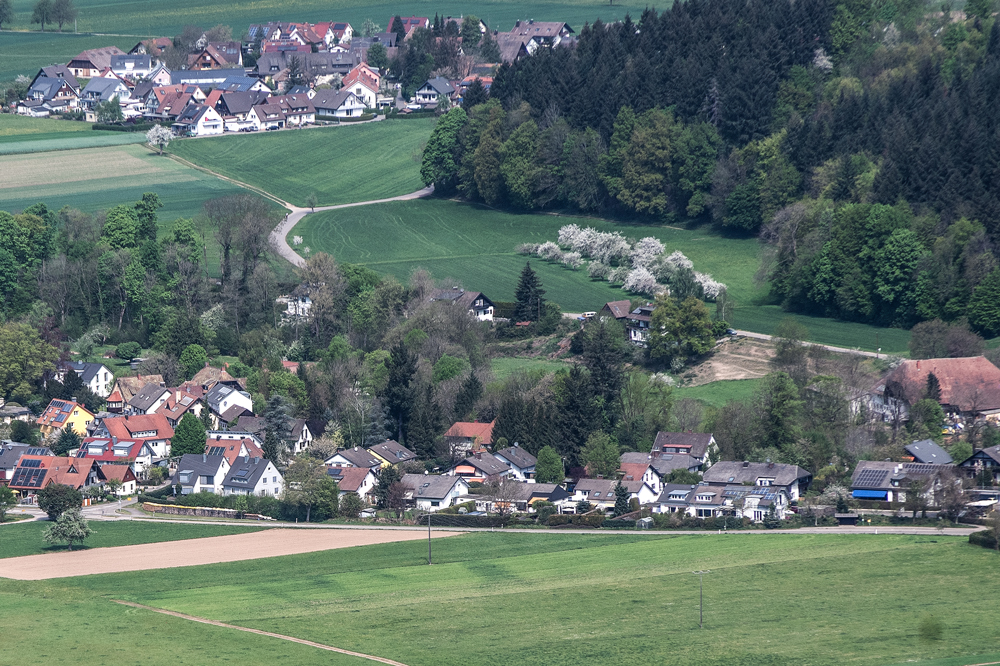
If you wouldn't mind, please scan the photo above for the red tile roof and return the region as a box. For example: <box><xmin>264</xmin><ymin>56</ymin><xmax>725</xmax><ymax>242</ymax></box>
<box><xmin>36</xmin><ymin>399</ymin><xmax>92</xmax><ymax>429</ymax></box>
<box><xmin>881</xmin><ymin>356</ymin><xmax>1000</xmax><ymax>412</ymax></box>
<box><xmin>618</xmin><ymin>462</ymin><xmax>651</xmax><ymax>482</ymax></box>
<box><xmin>443</xmin><ymin>421</ymin><xmax>495</xmax><ymax>446</ymax></box>
<box><xmin>205</xmin><ymin>438</ymin><xmax>265</xmax><ymax>465</ymax></box>
<box><xmin>103</xmin><ymin>414</ymin><xmax>174</xmax><ymax>441</ymax></box>
<box><xmin>330</xmin><ymin>466</ymin><xmax>373</xmax><ymax>493</ymax></box>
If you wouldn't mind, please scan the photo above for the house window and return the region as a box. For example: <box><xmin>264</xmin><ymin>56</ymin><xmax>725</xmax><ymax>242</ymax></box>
<box><xmin>757</xmin><ymin>478</ymin><xmax>774</xmax><ymax>486</ymax></box>
<box><xmin>431</xmin><ymin>500</ymin><xmax>440</xmax><ymax>507</ymax></box>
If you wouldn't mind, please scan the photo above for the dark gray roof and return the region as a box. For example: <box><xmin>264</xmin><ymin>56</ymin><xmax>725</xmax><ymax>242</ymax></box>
<box><xmin>170</xmin><ymin>69</ymin><xmax>242</xmax><ymax>85</ymax></box>
<box><xmin>286</xmin><ymin>85</ymin><xmax>311</xmax><ymax>95</ymax></box>
<box><xmin>311</xmin><ymin>88</ymin><xmax>360</xmax><ymax>112</ymax></box>
<box><xmin>0</xmin><ymin>443</ymin><xmax>53</xmax><ymax>471</ymax></box>
<box><xmin>62</xmin><ymin>361</ymin><xmax>106</xmax><ymax>385</ymax></box>
<box><xmin>215</xmin><ymin>76</ymin><xmax>263</xmax><ymax>92</ymax></box>
<box><xmin>703</xmin><ymin>461</ymin><xmax>811</xmax><ymax>488</ymax></box>
<box><xmin>401</xmin><ymin>473</ymin><xmax>465</xmax><ymax>500</ymax></box>
<box><xmin>174</xmin><ymin>103</ymin><xmax>212</xmax><ymax>124</ymax></box>
<box><xmin>353</xmin><ymin>32</ymin><xmax>398</xmax><ymax>48</ymax></box>
<box><xmin>850</xmin><ymin>460</ymin><xmax>953</xmax><ymax>490</ymax></box>
<box><xmin>217</xmin><ymin>90</ymin><xmax>270</xmax><ymax>115</ymax></box>
<box><xmin>905</xmin><ymin>439</ymin><xmax>953</xmax><ymax>465</ymax></box>
<box><xmin>621</xmin><ymin>450</ymin><xmax>702</xmax><ymax>475</ymax></box>
<box><xmin>493</xmin><ymin>445</ymin><xmax>536</xmax><ymax>470</ymax></box>
<box><xmin>332</xmin><ymin>447</ymin><xmax>383</xmax><ymax>468</ymax></box>
<box><xmin>222</xmin><ymin>456</ymin><xmax>273</xmax><ymax>490</ymax></box>
<box><xmin>460</xmin><ymin>453</ymin><xmax>510</xmax><ymax>476</ymax></box>
<box><xmin>255</xmin><ymin>51</ymin><xmax>362</xmax><ymax>77</ymax></box>
<box><xmin>652</xmin><ymin>432</ymin><xmax>715</xmax><ymax>459</ymax></box>
<box><xmin>173</xmin><ymin>453</ymin><xmax>227</xmax><ymax>485</ymax></box>
<box><xmin>655</xmin><ymin>483</ymin><xmax>699</xmax><ymax>504</ymax></box>
<box><xmin>28</xmin><ymin>77</ymin><xmax>68</xmax><ymax>100</ymax></box>
<box><xmin>131</xmin><ymin>80</ymin><xmax>156</xmax><ymax>102</ymax></box>
<box><xmin>128</xmin><ymin>382</ymin><xmax>168</xmax><ymax>412</ymax></box>
<box><xmin>34</xmin><ymin>65</ymin><xmax>79</xmax><ymax>90</ymax></box>
<box><xmin>508</xmin><ymin>481</ymin><xmax>569</xmax><ymax>502</ymax></box>
<box><xmin>82</xmin><ymin>78</ymin><xmax>128</xmax><ymax>100</ymax></box>
<box><xmin>205</xmin><ymin>383</ymin><xmax>244</xmax><ymax>411</ymax></box>
<box><xmin>367</xmin><ymin>439</ymin><xmax>417</xmax><ymax>463</ymax></box>
<box><xmin>421</xmin><ymin>76</ymin><xmax>454</xmax><ymax>95</ymax></box>
<box><xmin>110</xmin><ymin>54</ymin><xmax>151</xmax><ymax>69</ymax></box>
<box><xmin>961</xmin><ymin>445</ymin><xmax>1000</xmax><ymax>466</ymax></box>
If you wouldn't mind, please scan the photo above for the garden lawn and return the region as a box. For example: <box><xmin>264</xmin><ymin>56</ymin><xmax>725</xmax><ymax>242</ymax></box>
<box><xmin>12</xmin><ymin>532</ymin><xmax>997</xmax><ymax>666</ymax></box>
<box><xmin>167</xmin><ymin>119</ymin><xmax>435</xmax><ymax>207</ymax></box>
<box><xmin>673</xmin><ymin>378</ymin><xmax>763</xmax><ymax>408</ymax></box>
<box><xmin>0</xmin><ymin>520</ymin><xmax>270</xmax><ymax>559</ymax></box>
<box><xmin>2</xmin><ymin>0</ymin><xmax>650</xmax><ymax>80</ymax></box>
<box><xmin>291</xmin><ymin>198</ymin><xmax>911</xmax><ymax>351</ymax></box>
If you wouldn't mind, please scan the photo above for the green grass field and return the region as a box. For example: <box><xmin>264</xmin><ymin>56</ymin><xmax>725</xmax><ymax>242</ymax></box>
<box><xmin>674</xmin><ymin>378</ymin><xmax>763</xmax><ymax>408</ymax></box>
<box><xmin>290</xmin><ymin>198</ymin><xmax>911</xmax><ymax>351</ymax></box>
<box><xmin>2</xmin><ymin>532</ymin><xmax>998</xmax><ymax>666</ymax></box>
<box><xmin>0</xmin><ymin>520</ymin><xmax>269</xmax><ymax>559</ymax></box>
<box><xmin>491</xmin><ymin>356</ymin><xmax>573</xmax><ymax>379</ymax></box>
<box><xmin>168</xmin><ymin>119</ymin><xmax>435</xmax><ymax>207</ymax></box>
<box><xmin>0</xmin><ymin>114</ymin><xmax>149</xmax><ymax>154</ymax></box>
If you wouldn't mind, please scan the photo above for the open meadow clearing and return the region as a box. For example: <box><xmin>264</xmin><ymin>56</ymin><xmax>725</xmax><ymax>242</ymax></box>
<box><xmin>0</xmin><ymin>521</ymin><xmax>270</xmax><ymax>560</ymax></box>
<box><xmin>168</xmin><ymin>119</ymin><xmax>435</xmax><ymax>207</ymax></box>
<box><xmin>1</xmin><ymin>532</ymin><xmax>998</xmax><ymax>666</ymax></box>
<box><xmin>290</xmin><ymin>198</ymin><xmax>911</xmax><ymax>352</ymax></box>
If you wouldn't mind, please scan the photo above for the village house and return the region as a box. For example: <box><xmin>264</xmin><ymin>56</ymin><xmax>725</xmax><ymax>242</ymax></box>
<box><xmin>0</xmin><ymin>405</ymin><xmax>33</xmax><ymax>425</ymax></box>
<box><xmin>76</xmin><ymin>436</ymin><xmax>156</xmax><ymax>478</ymax></box>
<box><xmin>414</xmin><ymin>76</ymin><xmax>455</xmax><ymax>106</ymax></box>
<box><xmin>342</xmin><ymin>64</ymin><xmax>380</xmax><ymax>107</ymax></box>
<box><xmin>215</xmin><ymin>89</ymin><xmax>271</xmax><ymax>130</ymax></box>
<box><xmin>429</xmin><ymin>288</ymin><xmax>495</xmax><ymax>321</ymax></box>
<box><xmin>127</xmin><ymin>382</ymin><xmax>171</xmax><ymax>415</ymax></box>
<box><xmin>905</xmin><ymin>439</ymin><xmax>953</xmax><ymax>465</ymax></box>
<box><xmin>109</xmin><ymin>374</ymin><xmax>164</xmax><ymax>409</ymax></box>
<box><xmin>187</xmin><ymin>42</ymin><xmax>243</xmax><ymax>70</ymax></box>
<box><xmin>367</xmin><ymin>439</ymin><xmax>418</xmax><ymax>467</ymax></box>
<box><xmin>67</xmin><ymin>46</ymin><xmax>126</xmax><ymax>78</ymax></box>
<box><xmin>110</xmin><ymin>54</ymin><xmax>153</xmax><ymax>79</ymax></box>
<box><xmin>129</xmin><ymin>37</ymin><xmax>172</xmax><ymax>57</ymax></box>
<box><xmin>469</xmin><ymin>481</ymin><xmax>571</xmax><ymax>514</ymax></box>
<box><xmin>569</xmin><ymin>478</ymin><xmax>658</xmax><ymax>512</ymax></box>
<box><xmin>205</xmin><ymin>383</ymin><xmax>254</xmax><ymax>428</ymax></box>
<box><xmin>255</xmin><ymin>51</ymin><xmax>363</xmax><ymax>88</ymax></box>
<box><xmin>8</xmin><ymin>455</ymin><xmax>106</xmax><ymax>498</ymax></box>
<box><xmin>101</xmin><ymin>464</ymin><xmax>138</xmax><ymax>496</ymax></box>
<box><xmin>401</xmin><ymin>473</ymin><xmax>469</xmax><ymax>511</ymax></box>
<box><xmin>222</xmin><ymin>456</ymin><xmax>284</xmax><ymax>496</ymax></box>
<box><xmin>326</xmin><ymin>446</ymin><xmax>384</xmax><ymax>469</ymax></box>
<box><xmin>702</xmin><ymin>460</ymin><xmax>811</xmax><ymax>501</ymax></box>
<box><xmin>21</xmin><ymin>75</ymin><xmax>79</xmax><ymax>115</ymax></box>
<box><xmin>442</xmin><ymin>420</ymin><xmax>495</xmax><ymax>457</ymax></box>
<box><xmin>651</xmin><ymin>432</ymin><xmax>717</xmax><ymax>469</ymax></box>
<box><xmin>94</xmin><ymin>414</ymin><xmax>174</xmax><ymax>458</ymax></box>
<box><xmin>155</xmin><ymin>388</ymin><xmax>204</xmax><ymax>427</ymax></box>
<box><xmin>172</xmin><ymin>104</ymin><xmax>225</xmax><ymax>136</ymax></box>
<box><xmin>652</xmin><ymin>483</ymin><xmax>792</xmax><ymax>521</ymax></box>
<box><xmin>868</xmin><ymin>356</ymin><xmax>1000</xmax><ymax>421</ymax></box>
<box><xmin>0</xmin><ymin>443</ymin><xmax>53</xmax><ymax>483</ymax></box>
<box><xmin>492</xmin><ymin>444</ymin><xmax>536</xmax><ymax>481</ymax></box>
<box><xmin>327</xmin><ymin>465</ymin><xmax>377</xmax><ymax>502</ymax></box>
<box><xmin>237</xmin><ymin>415</ymin><xmax>312</xmax><ymax>455</ymax></box>
<box><xmin>206</xmin><ymin>435</ymin><xmax>266</xmax><ymax>466</ymax></box>
<box><xmin>170</xmin><ymin>69</ymin><xmax>242</xmax><ymax>87</ymax></box>
<box><xmin>173</xmin><ymin>453</ymin><xmax>231</xmax><ymax>494</ymax></box>
<box><xmin>36</xmin><ymin>399</ymin><xmax>94</xmax><ymax>437</ymax></box>
<box><xmin>311</xmin><ymin>88</ymin><xmax>367</xmax><ymax>118</ymax></box>
<box><xmin>56</xmin><ymin>361</ymin><xmax>114</xmax><ymax>398</ymax></box>
<box><xmin>448</xmin><ymin>452</ymin><xmax>511</xmax><ymax>483</ymax></box>
<box><xmin>850</xmin><ymin>460</ymin><xmax>954</xmax><ymax>503</ymax></box>
<box><xmin>79</xmin><ymin>77</ymin><xmax>130</xmax><ymax>110</ymax></box>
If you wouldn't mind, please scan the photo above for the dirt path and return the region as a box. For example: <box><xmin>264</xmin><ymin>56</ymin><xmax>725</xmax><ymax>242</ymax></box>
<box><xmin>0</xmin><ymin>528</ymin><xmax>455</xmax><ymax>580</ymax></box>
<box><xmin>271</xmin><ymin>185</ymin><xmax>434</xmax><ymax>268</ymax></box>
<box><xmin>113</xmin><ymin>600</ymin><xmax>409</xmax><ymax>666</ymax></box>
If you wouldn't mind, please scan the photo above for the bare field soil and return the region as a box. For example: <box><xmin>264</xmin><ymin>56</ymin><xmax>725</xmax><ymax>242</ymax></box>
<box><xmin>0</xmin><ymin>527</ymin><xmax>456</xmax><ymax>580</ymax></box>
<box><xmin>688</xmin><ymin>338</ymin><xmax>778</xmax><ymax>385</ymax></box>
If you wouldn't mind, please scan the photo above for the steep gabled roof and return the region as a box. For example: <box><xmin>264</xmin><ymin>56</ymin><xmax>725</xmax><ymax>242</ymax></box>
<box><xmin>401</xmin><ymin>473</ymin><xmax>465</xmax><ymax>500</ymax></box>
<box><xmin>493</xmin><ymin>445</ymin><xmax>536</xmax><ymax>470</ymax></box>
<box><xmin>443</xmin><ymin>420</ymin><xmax>495</xmax><ymax>445</ymax></box>
<box><xmin>367</xmin><ymin>439</ymin><xmax>417</xmax><ymax>464</ymax></box>
<box><xmin>128</xmin><ymin>382</ymin><xmax>169</xmax><ymax>412</ymax></box>
<box><xmin>327</xmin><ymin>465</ymin><xmax>373</xmax><ymax>493</ymax></box>
<box><xmin>457</xmin><ymin>453</ymin><xmax>509</xmax><ymax>476</ymax></box>
<box><xmin>102</xmin><ymin>414</ymin><xmax>173</xmax><ymax>441</ymax></box>
<box><xmin>222</xmin><ymin>456</ymin><xmax>274</xmax><ymax>490</ymax></box>
<box><xmin>703</xmin><ymin>461</ymin><xmax>810</xmax><ymax>488</ymax></box>
<box><xmin>602</xmin><ymin>300</ymin><xmax>632</xmax><ymax>319</ymax></box>
<box><xmin>905</xmin><ymin>439</ymin><xmax>953</xmax><ymax>465</ymax></box>
<box><xmin>330</xmin><ymin>447</ymin><xmax>382</xmax><ymax>468</ymax></box>
<box><xmin>652</xmin><ymin>432</ymin><xmax>715</xmax><ymax>459</ymax></box>
<box><xmin>880</xmin><ymin>356</ymin><xmax>1000</xmax><ymax>412</ymax></box>
<box><xmin>36</xmin><ymin>399</ymin><xmax>92</xmax><ymax>429</ymax></box>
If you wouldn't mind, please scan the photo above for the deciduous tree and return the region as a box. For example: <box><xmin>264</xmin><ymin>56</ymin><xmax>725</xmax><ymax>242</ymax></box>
<box><xmin>44</xmin><ymin>508</ymin><xmax>91</xmax><ymax>550</ymax></box>
<box><xmin>534</xmin><ymin>445</ymin><xmax>564</xmax><ymax>484</ymax></box>
<box><xmin>37</xmin><ymin>483</ymin><xmax>82</xmax><ymax>520</ymax></box>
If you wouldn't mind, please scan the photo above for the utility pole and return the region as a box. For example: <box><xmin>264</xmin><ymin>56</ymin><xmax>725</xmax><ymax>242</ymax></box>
<box><xmin>693</xmin><ymin>570</ymin><xmax>710</xmax><ymax>628</ymax></box>
<box><xmin>427</xmin><ymin>511</ymin><xmax>432</xmax><ymax>565</ymax></box>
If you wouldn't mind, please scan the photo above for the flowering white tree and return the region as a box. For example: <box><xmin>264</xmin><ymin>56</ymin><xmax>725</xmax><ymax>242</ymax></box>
<box><xmin>517</xmin><ymin>243</ymin><xmax>540</xmax><ymax>255</ymax></box>
<box><xmin>608</xmin><ymin>266</ymin><xmax>630</xmax><ymax>284</ymax></box>
<box><xmin>694</xmin><ymin>272</ymin><xmax>726</xmax><ymax>300</ymax></box>
<box><xmin>623</xmin><ymin>267</ymin><xmax>659</xmax><ymax>295</ymax></box>
<box><xmin>588</xmin><ymin>261</ymin><xmax>610</xmax><ymax>279</ymax></box>
<box><xmin>630</xmin><ymin>237</ymin><xmax>665</xmax><ymax>268</ymax></box>
<box><xmin>558</xmin><ymin>224</ymin><xmax>583</xmax><ymax>249</ymax></box>
<box><xmin>562</xmin><ymin>252</ymin><xmax>583</xmax><ymax>269</ymax></box>
<box><xmin>146</xmin><ymin>125</ymin><xmax>172</xmax><ymax>155</ymax></box>
<box><xmin>535</xmin><ymin>241</ymin><xmax>563</xmax><ymax>261</ymax></box>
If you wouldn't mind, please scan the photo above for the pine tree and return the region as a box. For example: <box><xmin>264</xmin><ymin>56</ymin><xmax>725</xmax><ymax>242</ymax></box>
<box><xmin>390</xmin><ymin>15</ymin><xmax>406</xmax><ymax>42</ymax></box>
<box><xmin>513</xmin><ymin>262</ymin><xmax>545</xmax><ymax>322</ymax></box>
<box><xmin>925</xmin><ymin>373</ymin><xmax>942</xmax><ymax>402</ymax></box>
<box><xmin>374</xmin><ymin>464</ymin><xmax>401</xmax><ymax>508</ymax></box>
<box><xmin>613</xmin><ymin>481</ymin><xmax>630</xmax><ymax>517</ymax></box>
<box><xmin>453</xmin><ymin>371</ymin><xmax>483</xmax><ymax>421</ymax></box>
<box><xmin>406</xmin><ymin>384</ymin><xmax>443</xmax><ymax>459</ymax></box>
<box><xmin>171</xmin><ymin>412</ymin><xmax>207</xmax><ymax>456</ymax></box>
<box><xmin>384</xmin><ymin>342</ymin><xmax>417</xmax><ymax>441</ymax></box>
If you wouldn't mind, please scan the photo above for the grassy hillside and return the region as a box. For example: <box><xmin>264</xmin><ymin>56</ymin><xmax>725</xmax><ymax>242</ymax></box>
<box><xmin>290</xmin><ymin>198</ymin><xmax>911</xmax><ymax>351</ymax></box>
<box><xmin>6</xmin><ymin>532</ymin><xmax>993</xmax><ymax>666</ymax></box>
<box><xmin>1</xmin><ymin>0</ymin><xmax>648</xmax><ymax>80</ymax></box>
<box><xmin>168</xmin><ymin>119</ymin><xmax>434</xmax><ymax>207</ymax></box>
<box><xmin>0</xmin><ymin>521</ymin><xmax>269</xmax><ymax>559</ymax></box>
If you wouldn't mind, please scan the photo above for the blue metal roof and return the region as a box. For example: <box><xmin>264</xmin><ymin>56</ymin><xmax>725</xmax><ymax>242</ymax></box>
<box><xmin>852</xmin><ymin>489</ymin><xmax>888</xmax><ymax>499</ymax></box>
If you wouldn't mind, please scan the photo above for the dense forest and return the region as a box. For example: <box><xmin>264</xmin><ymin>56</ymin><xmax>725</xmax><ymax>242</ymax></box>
<box><xmin>421</xmin><ymin>0</ymin><xmax>1000</xmax><ymax>335</ymax></box>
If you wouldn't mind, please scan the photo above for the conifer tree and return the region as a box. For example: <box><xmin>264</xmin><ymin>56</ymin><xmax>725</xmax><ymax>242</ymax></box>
<box><xmin>513</xmin><ymin>262</ymin><xmax>545</xmax><ymax>322</ymax></box>
<box><xmin>453</xmin><ymin>371</ymin><xmax>483</xmax><ymax>421</ymax></box>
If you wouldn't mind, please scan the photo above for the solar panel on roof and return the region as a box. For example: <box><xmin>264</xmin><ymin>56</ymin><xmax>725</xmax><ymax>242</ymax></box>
<box><xmin>54</xmin><ymin>414</ymin><xmax>66</xmax><ymax>423</ymax></box>
<box><xmin>20</xmin><ymin>459</ymin><xmax>41</xmax><ymax>468</ymax></box>
<box><xmin>26</xmin><ymin>447</ymin><xmax>47</xmax><ymax>456</ymax></box>
<box><xmin>61</xmin><ymin>403</ymin><xmax>72</xmax><ymax>412</ymax></box>
<box><xmin>854</xmin><ymin>469</ymin><xmax>889</xmax><ymax>488</ymax></box>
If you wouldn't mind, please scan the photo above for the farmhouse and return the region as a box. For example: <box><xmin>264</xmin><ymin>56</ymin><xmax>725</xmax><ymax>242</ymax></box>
<box><xmin>874</xmin><ymin>356</ymin><xmax>1000</xmax><ymax>419</ymax></box>
<box><xmin>67</xmin><ymin>46</ymin><xmax>126</xmax><ymax>78</ymax></box>
<box><xmin>443</xmin><ymin>420</ymin><xmax>494</xmax><ymax>456</ymax></box>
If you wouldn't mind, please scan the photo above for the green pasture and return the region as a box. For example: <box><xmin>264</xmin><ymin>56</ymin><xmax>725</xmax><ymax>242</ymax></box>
<box><xmin>0</xmin><ymin>113</ymin><xmax>102</xmax><ymax>141</ymax></box>
<box><xmin>168</xmin><ymin>119</ymin><xmax>435</xmax><ymax>207</ymax></box>
<box><xmin>3</xmin><ymin>532</ymin><xmax>996</xmax><ymax>666</ymax></box>
<box><xmin>0</xmin><ymin>520</ymin><xmax>269</xmax><ymax>559</ymax></box>
<box><xmin>1</xmin><ymin>0</ymin><xmax>646</xmax><ymax>79</ymax></box>
<box><xmin>290</xmin><ymin>198</ymin><xmax>911</xmax><ymax>351</ymax></box>
<box><xmin>491</xmin><ymin>356</ymin><xmax>573</xmax><ymax>379</ymax></box>
<box><xmin>674</xmin><ymin>378</ymin><xmax>763</xmax><ymax>408</ymax></box>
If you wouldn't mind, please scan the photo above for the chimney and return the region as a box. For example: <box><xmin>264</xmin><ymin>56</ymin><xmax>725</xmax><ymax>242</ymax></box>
<box><xmin>175</xmin><ymin>390</ymin><xmax>181</xmax><ymax>401</ymax></box>
<box><xmin>916</xmin><ymin>360</ymin><xmax>920</xmax><ymax>370</ymax></box>
<box><xmin>112</xmin><ymin>436</ymin><xmax>117</xmax><ymax>446</ymax></box>
<box><xmin>203</xmin><ymin>453</ymin><xmax>207</xmax><ymax>462</ymax></box>
<box><xmin>244</xmin><ymin>455</ymin><xmax>249</xmax><ymax>462</ymax></box>
<box><xmin>254</xmin><ymin>456</ymin><xmax>260</xmax><ymax>464</ymax></box>
<box><xmin>742</xmin><ymin>461</ymin><xmax>749</xmax><ymax>467</ymax></box>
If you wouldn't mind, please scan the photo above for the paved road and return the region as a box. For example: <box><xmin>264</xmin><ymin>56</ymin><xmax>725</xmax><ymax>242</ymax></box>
<box><xmin>734</xmin><ymin>330</ymin><xmax>882</xmax><ymax>358</ymax></box>
<box><xmin>270</xmin><ymin>185</ymin><xmax>435</xmax><ymax>268</ymax></box>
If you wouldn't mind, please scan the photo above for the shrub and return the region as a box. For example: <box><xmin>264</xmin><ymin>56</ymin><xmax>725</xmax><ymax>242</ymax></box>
<box><xmin>115</xmin><ymin>341</ymin><xmax>141</xmax><ymax>359</ymax></box>
<box><xmin>969</xmin><ymin>530</ymin><xmax>998</xmax><ymax>549</ymax></box>
<box><xmin>918</xmin><ymin>614</ymin><xmax>943</xmax><ymax>640</ymax></box>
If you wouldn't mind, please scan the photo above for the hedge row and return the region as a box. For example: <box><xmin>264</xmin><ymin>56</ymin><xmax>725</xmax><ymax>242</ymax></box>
<box><xmin>92</xmin><ymin>122</ymin><xmax>164</xmax><ymax>132</ymax></box>
<box><xmin>546</xmin><ymin>514</ymin><xmax>606</xmax><ymax>528</ymax></box>
<box><xmin>969</xmin><ymin>530</ymin><xmax>999</xmax><ymax>549</ymax></box>
<box><xmin>416</xmin><ymin>513</ymin><xmax>504</xmax><ymax>527</ymax></box>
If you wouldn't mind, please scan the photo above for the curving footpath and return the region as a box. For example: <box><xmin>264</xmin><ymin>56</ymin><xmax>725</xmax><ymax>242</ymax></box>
<box><xmin>270</xmin><ymin>185</ymin><xmax>435</xmax><ymax>268</ymax></box>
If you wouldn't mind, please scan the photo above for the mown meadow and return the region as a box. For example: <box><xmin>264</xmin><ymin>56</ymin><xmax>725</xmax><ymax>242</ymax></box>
<box><xmin>1</xmin><ymin>531</ymin><xmax>997</xmax><ymax>666</ymax></box>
